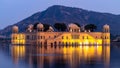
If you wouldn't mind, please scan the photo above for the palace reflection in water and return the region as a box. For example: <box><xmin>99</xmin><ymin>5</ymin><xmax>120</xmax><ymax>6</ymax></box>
<box><xmin>10</xmin><ymin>45</ymin><xmax>110</xmax><ymax>68</ymax></box>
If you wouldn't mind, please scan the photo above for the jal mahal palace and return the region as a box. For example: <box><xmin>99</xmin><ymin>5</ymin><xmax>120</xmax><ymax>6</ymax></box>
<box><xmin>11</xmin><ymin>23</ymin><xmax>110</xmax><ymax>45</ymax></box>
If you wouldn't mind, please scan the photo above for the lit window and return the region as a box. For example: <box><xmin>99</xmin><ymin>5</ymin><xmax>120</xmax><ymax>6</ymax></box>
<box><xmin>83</xmin><ymin>36</ymin><xmax>84</xmax><ymax>39</ymax></box>
<box><xmin>105</xmin><ymin>36</ymin><xmax>106</xmax><ymax>39</ymax></box>
<box><xmin>66</xmin><ymin>36</ymin><xmax>68</xmax><ymax>39</ymax></box>
<box><xmin>87</xmin><ymin>36</ymin><xmax>88</xmax><ymax>39</ymax></box>
<box><xmin>72</xmin><ymin>35</ymin><xmax>79</xmax><ymax>39</ymax></box>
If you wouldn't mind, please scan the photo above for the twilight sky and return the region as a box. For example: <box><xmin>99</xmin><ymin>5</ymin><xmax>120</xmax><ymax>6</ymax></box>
<box><xmin>0</xmin><ymin>0</ymin><xmax>120</xmax><ymax>29</ymax></box>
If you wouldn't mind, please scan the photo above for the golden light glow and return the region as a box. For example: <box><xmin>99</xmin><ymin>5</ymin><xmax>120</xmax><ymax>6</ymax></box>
<box><xmin>62</xmin><ymin>45</ymin><xmax>110</xmax><ymax>67</ymax></box>
<box><xmin>11</xmin><ymin>32</ymin><xmax>110</xmax><ymax>45</ymax></box>
<box><xmin>12</xmin><ymin>33</ymin><xmax>25</xmax><ymax>44</ymax></box>
<box><xmin>61</xmin><ymin>33</ymin><xmax>103</xmax><ymax>45</ymax></box>
<box><xmin>10</xmin><ymin>45</ymin><xmax>110</xmax><ymax>68</ymax></box>
<box><xmin>11</xmin><ymin>45</ymin><xmax>26</xmax><ymax>64</ymax></box>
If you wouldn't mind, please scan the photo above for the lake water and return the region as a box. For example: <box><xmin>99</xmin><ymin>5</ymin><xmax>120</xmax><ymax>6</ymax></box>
<box><xmin>0</xmin><ymin>44</ymin><xmax>120</xmax><ymax>68</ymax></box>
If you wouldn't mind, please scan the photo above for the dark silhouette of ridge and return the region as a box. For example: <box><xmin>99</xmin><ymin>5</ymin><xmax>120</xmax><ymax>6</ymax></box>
<box><xmin>1</xmin><ymin>5</ymin><xmax>120</xmax><ymax>36</ymax></box>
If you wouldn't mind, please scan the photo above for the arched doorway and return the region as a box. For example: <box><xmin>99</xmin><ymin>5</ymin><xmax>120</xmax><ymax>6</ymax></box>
<box><xmin>54</xmin><ymin>41</ymin><xmax>57</xmax><ymax>45</ymax></box>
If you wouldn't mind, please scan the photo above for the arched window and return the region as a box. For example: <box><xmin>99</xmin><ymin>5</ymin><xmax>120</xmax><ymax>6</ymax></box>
<box><xmin>66</xmin><ymin>36</ymin><xmax>68</xmax><ymax>39</ymax></box>
<box><xmin>66</xmin><ymin>42</ymin><xmax>68</xmax><ymax>46</ymax></box>
<box><xmin>51</xmin><ymin>43</ymin><xmax>53</xmax><ymax>46</ymax></box>
<box><xmin>59</xmin><ymin>42</ymin><xmax>61</xmax><ymax>45</ymax></box>
<box><xmin>83</xmin><ymin>36</ymin><xmax>84</xmax><ymax>39</ymax></box>
<box><xmin>105</xmin><ymin>36</ymin><xmax>106</xmax><ymax>39</ymax></box>
<box><xmin>54</xmin><ymin>41</ymin><xmax>57</xmax><ymax>45</ymax></box>
<box><xmin>87</xmin><ymin>36</ymin><xmax>88</xmax><ymax>39</ymax></box>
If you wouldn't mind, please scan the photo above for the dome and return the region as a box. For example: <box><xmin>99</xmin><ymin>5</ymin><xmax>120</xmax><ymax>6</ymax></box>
<box><xmin>103</xmin><ymin>24</ymin><xmax>109</xmax><ymax>29</ymax></box>
<box><xmin>12</xmin><ymin>26</ymin><xmax>18</xmax><ymax>33</ymax></box>
<box><xmin>13</xmin><ymin>26</ymin><xmax>18</xmax><ymax>30</ymax></box>
<box><xmin>28</xmin><ymin>24</ymin><xmax>33</xmax><ymax>29</ymax></box>
<box><xmin>47</xmin><ymin>26</ymin><xmax>54</xmax><ymax>32</ymax></box>
<box><xmin>103</xmin><ymin>24</ymin><xmax>110</xmax><ymax>32</ymax></box>
<box><xmin>27</xmin><ymin>24</ymin><xmax>33</xmax><ymax>32</ymax></box>
<box><xmin>37</xmin><ymin>23</ymin><xmax>44</xmax><ymax>29</ymax></box>
<box><xmin>49</xmin><ymin>26</ymin><xmax>54</xmax><ymax>31</ymax></box>
<box><xmin>68</xmin><ymin>23</ymin><xmax>80</xmax><ymax>32</ymax></box>
<box><xmin>68</xmin><ymin>23</ymin><xmax>79</xmax><ymax>28</ymax></box>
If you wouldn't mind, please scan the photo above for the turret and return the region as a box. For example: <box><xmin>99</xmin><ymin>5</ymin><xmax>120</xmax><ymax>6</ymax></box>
<box><xmin>27</xmin><ymin>24</ymin><xmax>33</xmax><ymax>32</ymax></box>
<box><xmin>102</xmin><ymin>24</ymin><xmax>110</xmax><ymax>44</ymax></box>
<box><xmin>12</xmin><ymin>26</ymin><xmax>19</xmax><ymax>33</ymax></box>
<box><xmin>103</xmin><ymin>24</ymin><xmax>110</xmax><ymax>33</ymax></box>
<box><xmin>37</xmin><ymin>23</ymin><xmax>44</xmax><ymax>31</ymax></box>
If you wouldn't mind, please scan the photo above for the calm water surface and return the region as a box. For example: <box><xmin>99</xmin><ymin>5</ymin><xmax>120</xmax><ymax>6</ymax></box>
<box><xmin>0</xmin><ymin>44</ymin><xmax>120</xmax><ymax>68</ymax></box>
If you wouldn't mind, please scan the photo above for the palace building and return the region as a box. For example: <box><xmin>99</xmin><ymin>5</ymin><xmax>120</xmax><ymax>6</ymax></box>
<box><xmin>11</xmin><ymin>23</ymin><xmax>110</xmax><ymax>45</ymax></box>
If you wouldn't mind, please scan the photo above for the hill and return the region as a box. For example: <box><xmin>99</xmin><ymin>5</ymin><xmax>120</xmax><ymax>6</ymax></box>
<box><xmin>1</xmin><ymin>5</ymin><xmax>120</xmax><ymax>36</ymax></box>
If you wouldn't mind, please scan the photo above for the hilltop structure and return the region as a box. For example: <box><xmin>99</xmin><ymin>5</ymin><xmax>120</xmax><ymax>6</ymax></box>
<box><xmin>11</xmin><ymin>23</ymin><xmax>110</xmax><ymax>45</ymax></box>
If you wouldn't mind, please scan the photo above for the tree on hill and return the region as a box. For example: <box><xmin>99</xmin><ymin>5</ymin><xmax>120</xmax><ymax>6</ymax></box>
<box><xmin>54</xmin><ymin>23</ymin><xmax>67</xmax><ymax>31</ymax></box>
<box><xmin>33</xmin><ymin>22</ymin><xmax>39</xmax><ymax>30</ymax></box>
<box><xmin>74</xmin><ymin>23</ymin><xmax>81</xmax><ymax>27</ymax></box>
<box><xmin>43</xmin><ymin>24</ymin><xmax>50</xmax><ymax>31</ymax></box>
<box><xmin>54</xmin><ymin>23</ymin><xmax>61</xmax><ymax>31</ymax></box>
<box><xmin>85</xmin><ymin>24</ymin><xmax>97</xmax><ymax>32</ymax></box>
<box><xmin>61</xmin><ymin>23</ymin><xmax>67</xmax><ymax>31</ymax></box>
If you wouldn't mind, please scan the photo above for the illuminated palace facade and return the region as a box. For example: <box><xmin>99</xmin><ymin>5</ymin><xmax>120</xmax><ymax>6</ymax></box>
<box><xmin>11</xmin><ymin>23</ymin><xmax>110</xmax><ymax>45</ymax></box>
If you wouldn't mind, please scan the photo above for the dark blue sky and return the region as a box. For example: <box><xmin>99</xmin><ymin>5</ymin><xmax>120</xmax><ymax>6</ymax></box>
<box><xmin>0</xmin><ymin>0</ymin><xmax>120</xmax><ymax>29</ymax></box>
